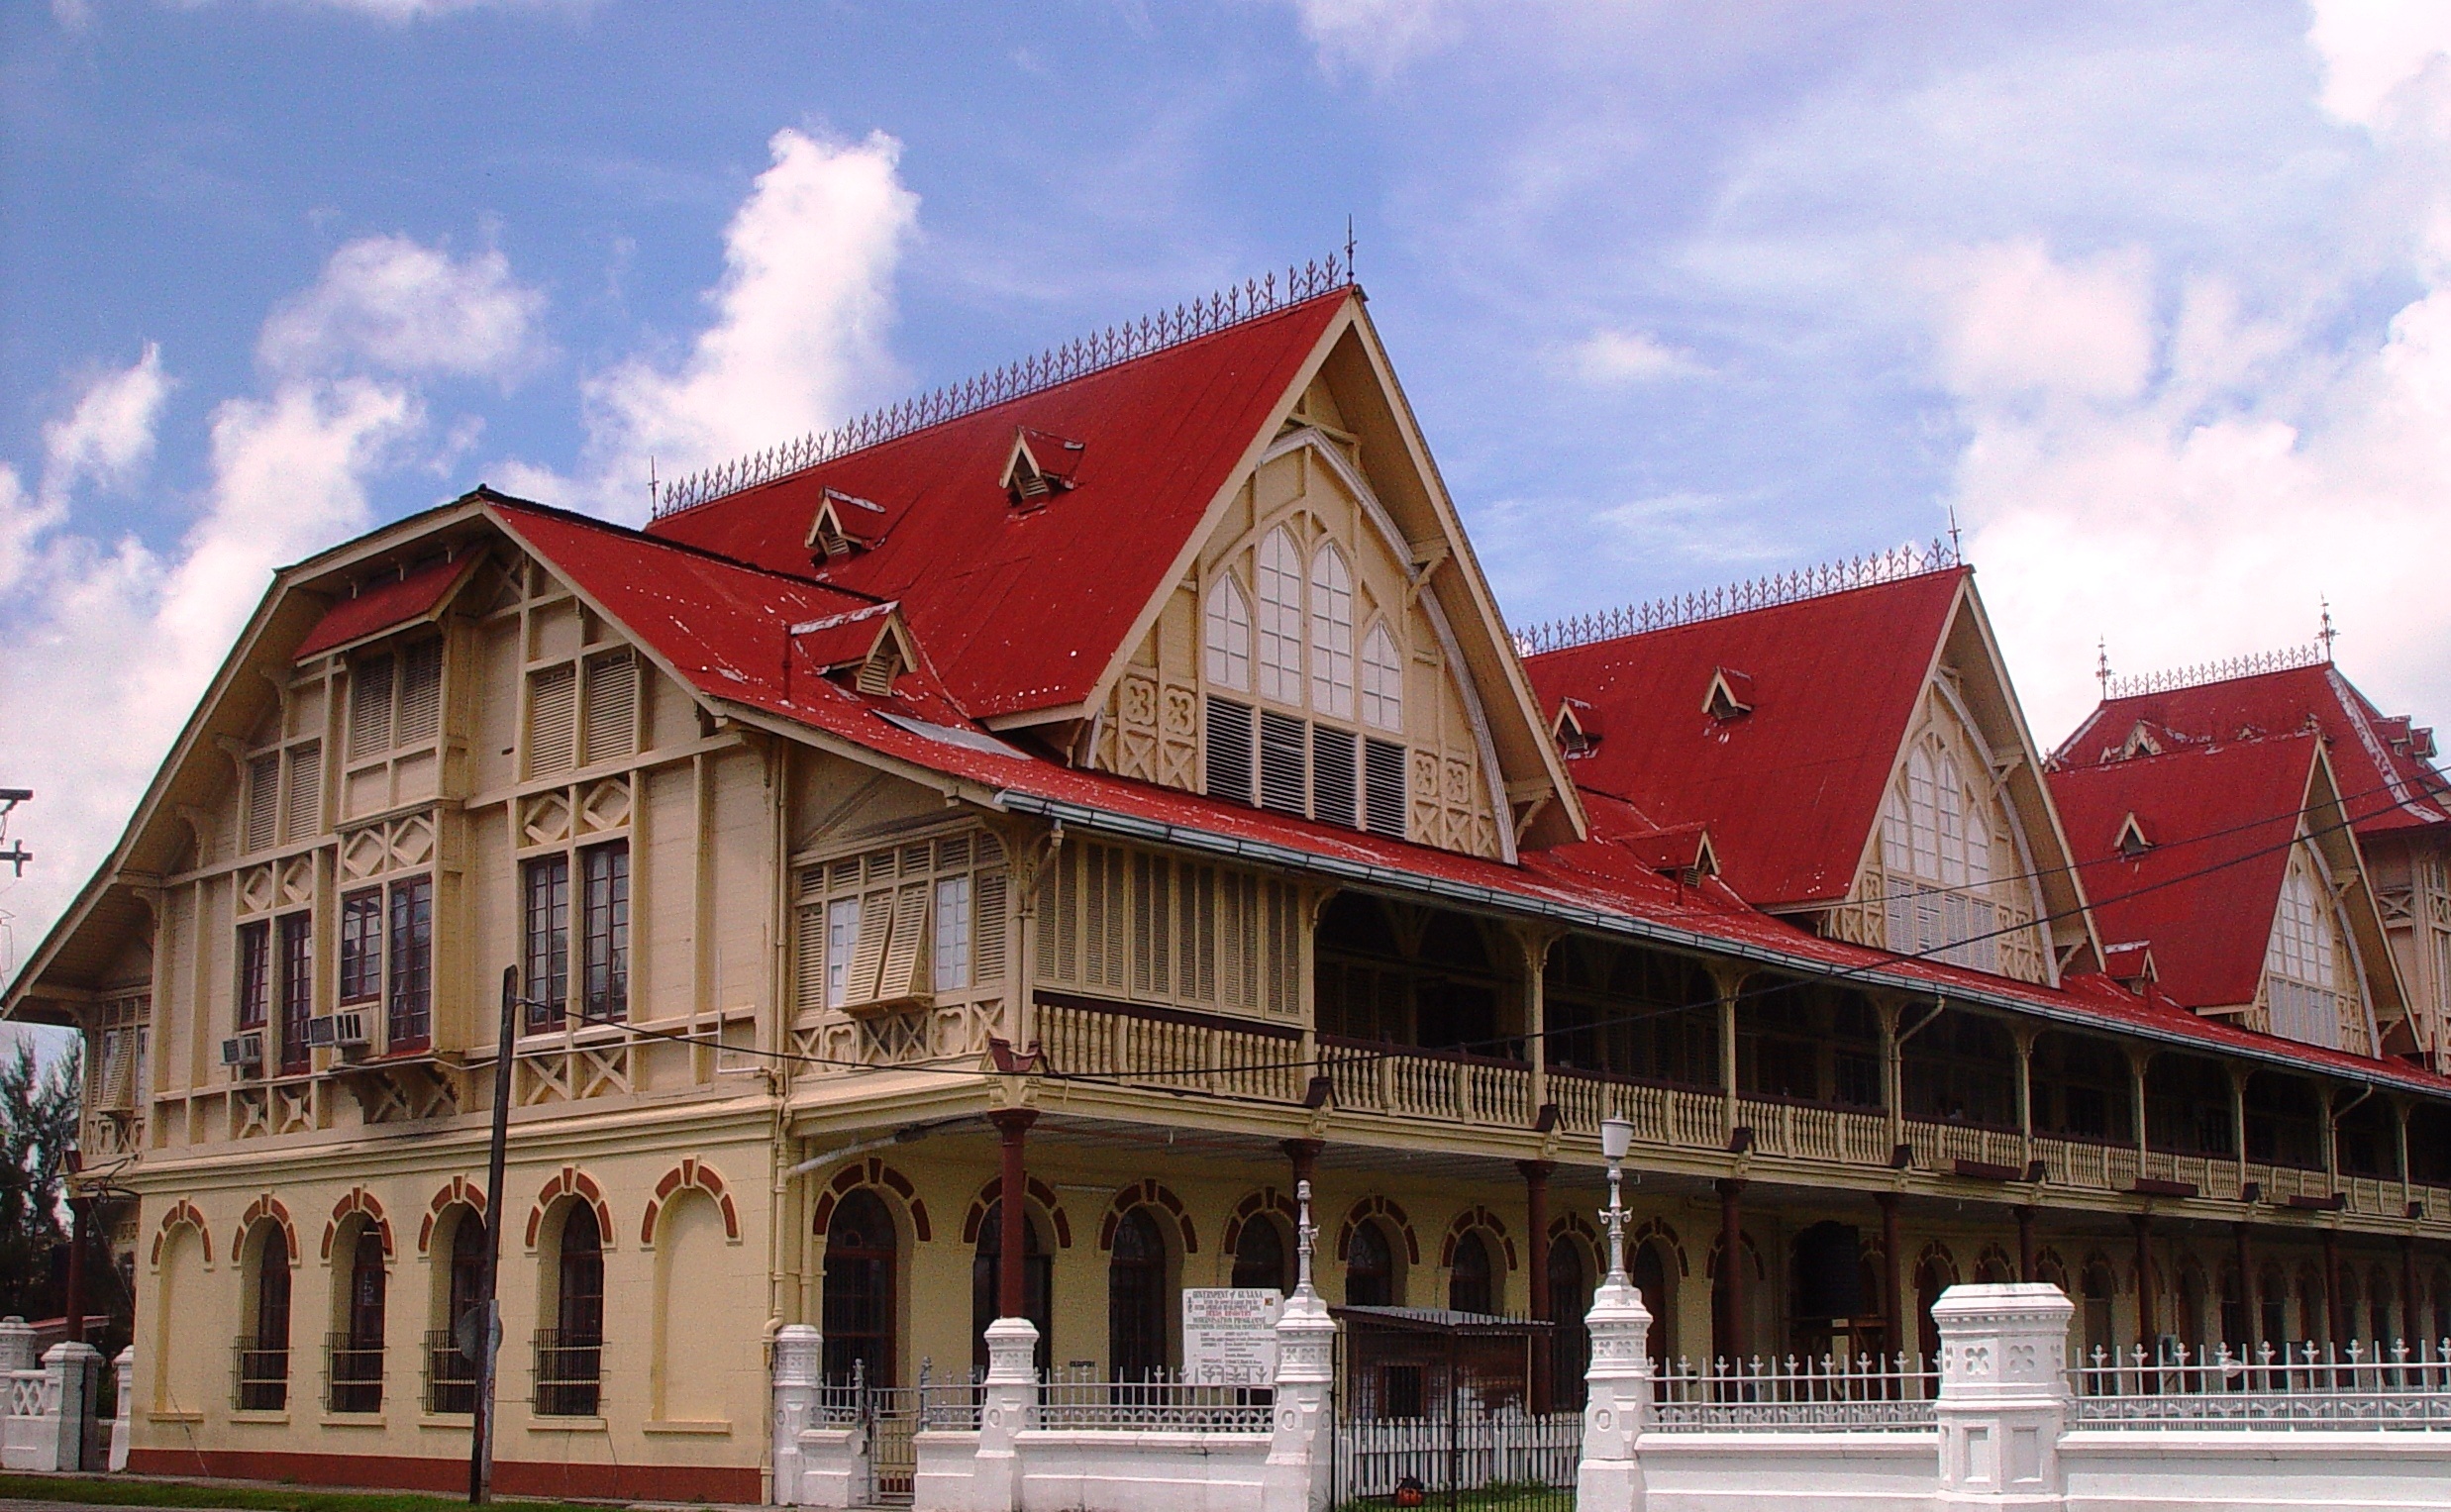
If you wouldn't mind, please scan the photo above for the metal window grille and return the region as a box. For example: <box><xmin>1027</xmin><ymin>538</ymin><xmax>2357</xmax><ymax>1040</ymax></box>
<box><xmin>424</xmin><ymin>1330</ymin><xmax>476</xmax><ymax>1415</ymax></box>
<box><xmin>325</xmin><ymin>1332</ymin><xmax>383</xmax><ymax>1414</ymax></box>
<box><xmin>532</xmin><ymin>1329</ymin><xmax>602</xmax><ymax>1417</ymax></box>
<box><xmin>232</xmin><ymin>1340</ymin><xmax>288</xmax><ymax>1412</ymax></box>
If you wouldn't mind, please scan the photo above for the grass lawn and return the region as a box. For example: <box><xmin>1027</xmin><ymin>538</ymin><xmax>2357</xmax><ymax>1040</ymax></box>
<box><xmin>0</xmin><ymin>1474</ymin><xmax>704</xmax><ymax>1512</ymax></box>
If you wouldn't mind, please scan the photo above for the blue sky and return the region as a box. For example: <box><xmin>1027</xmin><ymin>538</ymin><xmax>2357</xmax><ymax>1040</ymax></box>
<box><xmin>4</xmin><ymin>0</ymin><xmax>2451</xmax><ymax>970</ymax></box>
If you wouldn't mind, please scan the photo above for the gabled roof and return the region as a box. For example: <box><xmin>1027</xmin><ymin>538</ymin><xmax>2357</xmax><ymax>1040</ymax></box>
<box><xmin>1522</xmin><ymin>568</ymin><xmax>1965</xmax><ymax>907</ymax></box>
<box><xmin>2057</xmin><ymin>662</ymin><xmax>2451</xmax><ymax>839</ymax></box>
<box><xmin>645</xmin><ymin>293</ymin><xmax>1346</xmax><ymax>722</ymax></box>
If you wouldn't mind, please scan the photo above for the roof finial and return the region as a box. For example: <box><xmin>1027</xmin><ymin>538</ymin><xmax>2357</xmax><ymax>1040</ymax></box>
<box><xmin>2319</xmin><ymin>597</ymin><xmax>2336</xmax><ymax>661</ymax></box>
<box><xmin>2096</xmin><ymin>639</ymin><xmax>2111</xmax><ymax>694</ymax></box>
<box><xmin>1345</xmin><ymin>215</ymin><xmax>1357</xmax><ymax>282</ymax></box>
<box><xmin>1947</xmin><ymin>502</ymin><xmax>1963</xmax><ymax>562</ymax></box>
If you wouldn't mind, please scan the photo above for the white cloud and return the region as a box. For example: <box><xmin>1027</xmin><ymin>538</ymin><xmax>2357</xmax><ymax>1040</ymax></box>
<box><xmin>1925</xmin><ymin>241</ymin><xmax>2156</xmax><ymax>405</ymax></box>
<box><xmin>1286</xmin><ymin>0</ymin><xmax>1458</xmax><ymax>78</ymax></box>
<box><xmin>566</xmin><ymin>128</ymin><xmax>917</xmax><ymax>521</ymax></box>
<box><xmin>259</xmin><ymin>237</ymin><xmax>547</xmax><ymax>383</ymax></box>
<box><xmin>2308</xmin><ymin>0</ymin><xmax>2451</xmax><ymax>127</ymax></box>
<box><xmin>1564</xmin><ymin>329</ymin><xmax>1702</xmax><ymax>384</ymax></box>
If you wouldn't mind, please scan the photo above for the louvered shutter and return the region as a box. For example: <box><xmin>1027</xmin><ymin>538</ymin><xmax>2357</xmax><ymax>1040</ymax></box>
<box><xmin>875</xmin><ymin>882</ymin><xmax>931</xmax><ymax>1000</ymax></box>
<box><xmin>395</xmin><ymin>640</ymin><xmax>443</xmax><ymax>744</ymax></box>
<box><xmin>1259</xmin><ymin>711</ymin><xmax>1308</xmax><ymax>816</ymax></box>
<box><xmin>1204</xmin><ymin>697</ymin><xmax>1254</xmax><ymax>804</ymax></box>
<box><xmin>581</xmin><ymin>651</ymin><xmax>638</xmax><ymax>766</ymax></box>
<box><xmin>847</xmin><ymin>887</ymin><xmax>895</xmax><ymax>1004</ymax></box>
<box><xmin>1179</xmin><ymin>863</ymin><xmax>1216</xmax><ymax>1004</ymax></box>
<box><xmin>284</xmin><ymin>743</ymin><xmax>321</xmax><ymax>843</ymax></box>
<box><xmin>1311</xmin><ymin>725</ymin><xmax>1358</xmax><ymax>828</ymax></box>
<box><xmin>973</xmin><ymin>868</ymin><xmax>1009</xmax><ymax>985</ymax></box>
<box><xmin>1364</xmin><ymin>739</ymin><xmax>1408</xmax><ymax>838</ymax></box>
<box><xmin>528</xmin><ymin>663</ymin><xmax>577</xmax><ymax>776</ymax></box>
<box><xmin>794</xmin><ymin>903</ymin><xmax>828</xmax><ymax>1016</ymax></box>
<box><xmin>246</xmin><ymin>755</ymin><xmax>280</xmax><ymax>853</ymax></box>
<box><xmin>350</xmin><ymin>655</ymin><xmax>394</xmax><ymax>757</ymax></box>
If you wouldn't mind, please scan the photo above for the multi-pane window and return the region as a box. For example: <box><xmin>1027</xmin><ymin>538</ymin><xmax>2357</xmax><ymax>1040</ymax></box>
<box><xmin>1875</xmin><ymin>726</ymin><xmax>2040</xmax><ymax>979</ymax></box>
<box><xmin>1309</xmin><ymin>544</ymin><xmax>1355</xmax><ymax>718</ymax></box>
<box><xmin>1360</xmin><ymin>625</ymin><xmax>1402</xmax><ymax>732</ymax></box>
<box><xmin>1255</xmin><ymin>529</ymin><xmax>1304</xmax><ymax>705</ymax></box>
<box><xmin>237</xmin><ymin>921</ymin><xmax>271</xmax><ymax>1032</ymax></box>
<box><xmin>1203</xmin><ymin>576</ymin><xmax>1252</xmax><ymax>692</ymax></box>
<box><xmin>523</xmin><ymin>843</ymin><xmax>627</xmax><ymax>1029</ymax></box>
<box><xmin>276</xmin><ymin>912</ymin><xmax>314</xmax><ymax>1074</ymax></box>
<box><xmin>388</xmin><ymin>877</ymin><xmax>434</xmax><ymax>1048</ymax></box>
<box><xmin>2265</xmin><ymin>847</ymin><xmax>2343</xmax><ymax>1049</ymax></box>
<box><xmin>796</xmin><ymin>833</ymin><xmax>1008</xmax><ymax>1015</ymax></box>
<box><xmin>579</xmin><ymin>844</ymin><xmax>629</xmax><ymax>1023</ymax></box>
<box><xmin>340</xmin><ymin>892</ymin><xmax>383</xmax><ymax>1004</ymax></box>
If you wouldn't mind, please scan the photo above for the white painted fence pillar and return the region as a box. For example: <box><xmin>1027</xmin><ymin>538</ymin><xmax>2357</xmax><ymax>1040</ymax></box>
<box><xmin>0</xmin><ymin>1318</ymin><xmax>34</xmax><ymax>1374</ymax></box>
<box><xmin>1933</xmin><ymin>1283</ymin><xmax>2073</xmax><ymax>1512</ymax></box>
<box><xmin>969</xmin><ymin>1318</ymin><xmax>1039</xmax><ymax>1512</ymax></box>
<box><xmin>772</xmin><ymin>1324</ymin><xmax>824</xmax><ymax>1504</ymax></box>
<box><xmin>41</xmin><ymin>1342</ymin><xmax>103</xmax><ymax>1472</ymax></box>
<box><xmin>1263</xmin><ymin>1263</ymin><xmax>1338</xmax><ymax>1512</ymax></box>
<box><xmin>108</xmin><ymin>1347</ymin><xmax>132</xmax><ymax>1471</ymax></box>
<box><xmin>1575</xmin><ymin>1271</ymin><xmax>1652</xmax><ymax>1512</ymax></box>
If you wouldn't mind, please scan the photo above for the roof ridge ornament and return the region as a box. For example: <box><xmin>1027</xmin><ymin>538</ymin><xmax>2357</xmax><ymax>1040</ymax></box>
<box><xmin>648</xmin><ymin>252</ymin><xmax>1357</xmax><ymax>520</ymax></box>
<box><xmin>1511</xmin><ymin>539</ymin><xmax>1959</xmax><ymax>656</ymax></box>
<box><xmin>2101</xmin><ymin>642</ymin><xmax>2329</xmax><ymax>701</ymax></box>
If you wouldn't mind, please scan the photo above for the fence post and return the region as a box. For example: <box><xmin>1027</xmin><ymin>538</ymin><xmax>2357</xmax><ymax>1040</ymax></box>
<box><xmin>0</xmin><ymin>1318</ymin><xmax>33</xmax><ymax>1374</ymax></box>
<box><xmin>771</xmin><ymin>1323</ymin><xmax>823</xmax><ymax>1505</ymax></box>
<box><xmin>1264</xmin><ymin>1249</ymin><xmax>1339</xmax><ymax>1512</ymax></box>
<box><xmin>971</xmin><ymin>1319</ymin><xmax>1038</xmax><ymax>1512</ymax></box>
<box><xmin>108</xmin><ymin>1347</ymin><xmax>132</xmax><ymax>1471</ymax></box>
<box><xmin>1575</xmin><ymin>1272</ymin><xmax>1652</xmax><ymax>1512</ymax></box>
<box><xmin>41</xmin><ymin>1341</ymin><xmax>102</xmax><ymax>1472</ymax></box>
<box><xmin>1932</xmin><ymin>1283</ymin><xmax>2072</xmax><ymax>1512</ymax></box>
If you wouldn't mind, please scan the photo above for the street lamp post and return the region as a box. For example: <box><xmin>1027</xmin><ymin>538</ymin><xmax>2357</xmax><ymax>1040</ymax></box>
<box><xmin>1599</xmin><ymin>1116</ymin><xmax>1633</xmax><ymax>1285</ymax></box>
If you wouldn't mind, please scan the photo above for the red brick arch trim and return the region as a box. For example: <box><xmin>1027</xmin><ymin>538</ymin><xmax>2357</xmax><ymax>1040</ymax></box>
<box><xmin>321</xmin><ymin>1188</ymin><xmax>395</xmax><ymax>1260</ymax></box>
<box><xmin>1630</xmin><ymin>1217</ymin><xmax>1688</xmax><ymax>1278</ymax></box>
<box><xmin>1546</xmin><ymin>1211</ymin><xmax>1600</xmax><ymax>1269</ymax></box>
<box><xmin>961</xmin><ymin>1176</ymin><xmax>1072</xmax><ymax>1249</ymax></box>
<box><xmin>526</xmin><ymin>1166</ymin><xmax>614</xmax><ymax>1251</ymax></box>
<box><xmin>1705</xmin><ymin>1229</ymin><xmax>1766</xmax><ymax>1282</ymax></box>
<box><xmin>1913</xmin><ymin>1240</ymin><xmax>1960</xmax><ymax>1285</ymax></box>
<box><xmin>1336</xmin><ymin>1196</ymin><xmax>1419</xmax><ymax>1265</ymax></box>
<box><xmin>810</xmin><ymin>1158</ymin><xmax>932</xmax><ymax>1243</ymax></box>
<box><xmin>1221</xmin><ymin>1188</ymin><xmax>1299</xmax><ymax>1257</ymax></box>
<box><xmin>417</xmin><ymin>1175</ymin><xmax>488</xmax><ymax>1255</ymax></box>
<box><xmin>640</xmin><ymin>1158</ymin><xmax>743</xmax><ymax>1246</ymax></box>
<box><xmin>1097</xmin><ymin>1179</ymin><xmax>1199</xmax><ymax>1255</ymax></box>
<box><xmin>150</xmin><ymin>1199</ymin><xmax>212</xmax><ymax>1268</ymax></box>
<box><xmin>233</xmin><ymin>1195</ymin><xmax>299</xmax><ymax>1268</ymax></box>
<box><xmin>1439</xmin><ymin>1206</ymin><xmax>1516</xmax><ymax>1270</ymax></box>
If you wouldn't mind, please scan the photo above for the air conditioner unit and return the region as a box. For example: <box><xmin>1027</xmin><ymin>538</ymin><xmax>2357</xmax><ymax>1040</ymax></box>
<box><xmin>304</xmin><ymin>1016</ymin><xmax>339</xmax><ymax>1049</ymax></box>
<box><xmin>220</xmin><ymin>1032</ymin><xmax>264</xmax><ymax>1068</ymax></box>
<box><xmin>331</xmin><ymin>1009</ymin><xmax>371</xmax><ymax>1051</ymax></box>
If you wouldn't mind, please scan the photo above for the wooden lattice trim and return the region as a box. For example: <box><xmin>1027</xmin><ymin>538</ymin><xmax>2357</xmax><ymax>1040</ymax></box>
<box><xmin>233</xmin><ymin>1193</ymin><xmax>299</xmax><ymax>1268</ymax></box>
<box><xmin>150</xmin><ymin>1198</ymin><xmax>212</xmax><ymax>1268</ymax></box>
<box><xmin>322</xmin><ymin>1188</ymin><xmax>395</xmax><ymax>1260</ymax></box>
<box><xmin>809</xmin><ymin>1157</ymin><xmax>932</xmax><ymax>1243</ymax></box>
<box><xmin>417</xmin><ymin>1175</ymin><xmax>487</xmax><ymax>1255</ymax></box>
<box><xmin>1439</xmin><ymin>1205</ymin><xmax>1517</xmax><ymax>1270</ymax></box>
<box><xmin>1096</xmin><ymin>1179</ymin><xmax>1199</xmax><ymax>1255</ymax></box>
<box><xmin>961</xmin><ymin>1176</ymin><xmax>1072</xmax><ymax>1249</ymax></box>
<box><xmin>1220</xmin><ymin>1187</ymin><xmax>1299</xmax><ymax>1257</ymax></box>
<box><xmin>640</xmin><ymin>1157</ymin><xmax>742</xmax><ymax>1246</ymax></box>
<box><xmin>525</xmin><ymin>1165</ymin><xmax>614</xmax><ymax>1251</ymax></box>
<box><xmin>1337</xmin><ymin>1195</ymin><xmax>1419</xmax><ymax>1264</ymax></box>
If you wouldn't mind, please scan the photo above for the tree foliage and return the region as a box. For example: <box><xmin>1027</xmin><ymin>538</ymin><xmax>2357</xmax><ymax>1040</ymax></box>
<box><xmin>0</xmin><ymin>1039</ymin><xmax>81</xmax><ymax>1318</ymax></box>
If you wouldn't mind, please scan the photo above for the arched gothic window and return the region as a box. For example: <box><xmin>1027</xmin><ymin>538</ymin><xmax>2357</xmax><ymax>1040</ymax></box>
<box><xmin>240</xmin><ymin>1224</ymin><xmax>291</xmax><ymax>1411</ymax></box>
<box><xmin>1309</xmin><ymin>544</ymin><xmax>1355</xmax><ymax>718</ymax></box>
<box><xmin>1255</xmin><ymin>529</ymin><xmax>1304</xmax><ymax>705</ymax></box>
<box><xmin>824</xmin><ymin>1190</ymin><xmax>898</xmax><ymax>1386</ymax></box>
<box><xmin>1232</xmin><ymin>1216</ymin><xmax>1289</xmax><ymax>1292</ymax></box>
<box><xmin>1879</xmin><ymin>730</ymin><xmax>2015</xmax><ymax>973</ymax></box>
<box><xmin>1204</xmin><ymin>575</ymin><xmax>1252</xmax><ymax>692</ymax></box>
<box><xmin>2265</xmin><ymin>846</ymin><xmax>2343</xmax><ymax>1049</ymax></box>
<box><xmin>332</xmin><ymin>1225</ymin><xmax>385</xmax><ymax>1412</ymax></box>
<box><xmin>1361</xmin><ymin>624</ymin><xmax>1402</xmax><ymax>732</ymax></box>
<box><xmin>1347</xmin><ymin>1220</ymin><xmax>1396</xmax><ymax>1307</ymax></box>
<box><xmin>1108</xmin><ymin>1208</ymin><xmax>1171</xmax><ymax>1380</ymax></box>
<box><xmin>1448</xmin><ymin>1232</ymin><xmax>1493</xmax><ymax>1314</ymax></box>
<box><xmin>540</xmin><ymin>1203</ymin><xmax>603</xmax><ymax>1417</ymax></box>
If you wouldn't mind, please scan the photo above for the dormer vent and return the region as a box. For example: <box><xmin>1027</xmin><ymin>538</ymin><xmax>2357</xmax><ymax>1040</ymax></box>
<box><xmin>1003</xmin><ymin>428</ymin><xmax>1086</xmax><ymax>508</ymax></box>
<box><xmin>1552</xmin><ymin>698</ymin><xmax>1601</xmax><ymax>756</ymax></box>
<box><xmin>1703</xmin><ymin>667</ymin><xmax>1754</xmax><ymax>722</ymax></box>
<box><xmin>2103</xmin><ymin>940</ymin><xmax>2158</xmax><ymax>992</ymax></box>
<box><xmin>805</xmin><ymin>488</ymin><xmax>886</xmax><ymax>562</ymax></box>
<box><xmin>2115</xmin><ymin>813</ymin><xmax>2153</xmax><ymax>860</ymax></box>
<box><xmin>2119</xmin><ymin>722</ymin><xmax>2165</xmax><ymax>759</ymax></box>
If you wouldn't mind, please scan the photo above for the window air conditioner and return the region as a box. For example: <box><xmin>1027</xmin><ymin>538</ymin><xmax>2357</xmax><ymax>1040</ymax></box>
<box><xmin>331</xmin><ymin>1009</ymin><xmax>372</xmax><ymax>1050</ymax></box>
<box><xmin>304</xmin><ymin>1015</ymin><xmax>339</xmax><ymax>1049</ymax></box>
<box><xmin>221</xmin><ymin>1032</ymin><xmax>264</xmax><ymax>1068</ymax></box>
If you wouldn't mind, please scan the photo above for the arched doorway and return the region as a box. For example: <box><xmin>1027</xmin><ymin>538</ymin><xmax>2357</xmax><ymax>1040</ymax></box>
<box><xmin>1347</xmin><ymin>1219</ymin><xmax>1398</xmax><ymax>1306</ymax></box>
<box><xmin>1449</xmin><ymin>1233</ymin><xmax>1494</xmax><ymax>1314</ymax></box>
<box><xmin>543</xmin><ymin>1203</ymin><xmax>604</xmax><ymax>1417</ymax></box>
<box><xmin>1914</xmin><ymin>1251</ymin><xmax>1957</xmax><ymax>1364</ymax></box>
<box><xmin>972</xmin><ymin>1200</ymin><xmax>1053</xmax><ymax>1372</ymax></box>
<box><xmin>431</xmin><ymin>1212</ymin><xmax>485</xmax><ymax>1414</ymax></box>
<box><xmin>240</xmin><ymin>1224</ymin><xmax>291</xmax><ymax>1411</ymax></box>
<box><xmin>1551</xmin><ymin>1239</ymin><xmax>1592</xmax><ymax>1408</ymax></box>
<box><xmin>1232</xmin><ymin>1215</ymin><xmax>1290</xmax><ymax>1292</ymax></box>
<box><xmin>1108</xmin><ymin>1208</ymin><xmax>1171</xmax><ymax>1380</ymax></box>
<box><xmin>332</xmin><ymin>1224</ymin><xmax>385</xmax><ymax>1412</ymax></box>
<box><xmin>823</xmin><ymin>1190</ymin><xmax>898</xmax><ymax>1385</ymax></box>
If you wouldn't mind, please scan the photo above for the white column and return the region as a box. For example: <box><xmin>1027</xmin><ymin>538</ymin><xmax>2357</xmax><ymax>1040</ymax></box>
<box><xmin>0</xmin><ymin>1318</ymin><xmax>34</xmax><ymax>1374</ymax></box>
<box><xmin>1933</xmin><ymin>1283</ymin><xmax>2073</xmax><ymax>1512</ymax></box>
<box><xmin>107</xmin><ymin>1348</ymin><xmax>133</xmax><ymax>1472</ymax></box>
<box><xmin>970</xmin><ymin>1317</ymin><xmax>1039</xmax><ymax>1512</ymax></box>
<box><xmin>1265</xmin><ymin>1181</ymin><xmax>1339</xmax><ymax>1512</ymax></box>
<box><xmin>771</xmin><ymin>1323</ymin><xmax>823</xmax><ymax>1505</ymax></box>
<box><xmin>41</xmin><ymin>1342</ymin><xmax>103</xmax><ymax>1472</ymax></box>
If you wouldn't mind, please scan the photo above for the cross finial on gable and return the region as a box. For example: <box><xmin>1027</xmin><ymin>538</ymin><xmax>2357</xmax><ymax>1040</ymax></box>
<box><xmin>2319</xmin><ymin>597</ymin><xmax>2336</xmax><ymax>661</ymax></box>
<box><xmin>2095</xmin><ymin>640</ymin><xmax>2111</xmax><ymax>694</ymax></box>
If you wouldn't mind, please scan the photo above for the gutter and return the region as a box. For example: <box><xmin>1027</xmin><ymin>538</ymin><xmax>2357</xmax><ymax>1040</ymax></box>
<box><xmin>993</xmin><ymin>789</ymin><xmax>2448</xmax><ymax>1104</ymax></box>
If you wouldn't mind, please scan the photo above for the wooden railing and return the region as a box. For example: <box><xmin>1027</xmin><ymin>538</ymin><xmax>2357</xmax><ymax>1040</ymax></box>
<box><xmin>1908</xmin><ymin>1119</ymin><xmax>2026</xmax><ymax>1173</ymax></box>
<box><xmin>1549</xmin><ymin>1069</ymin><xmax>1722</xmax><ymax>1149</ymax></box>
<box><xmin>1749</xmin><ymin>1097</ymin><xmax>1892</xmax><ymax>1166</ymax></box>
<box><xmin>1036</xmin><ymin>998</ymin><xmax>1307</xmax><ymax>1103</ymax></box>
<box><xmin>1322</xmin><ymin>1038</ymin><xmax>1532</xmax><ymax>1126</ymax></box>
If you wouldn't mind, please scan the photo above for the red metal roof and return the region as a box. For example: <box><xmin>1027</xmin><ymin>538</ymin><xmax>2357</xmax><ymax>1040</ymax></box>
<box><xmin>1522</xmin><ymin>569</ymin><xmax>1966</xmax><ymax>909</ymax></box>
<box><xmin>293</xmin><ymin>554</ymin><xmax>474</xmax><ymax>658</ymax></box>
<box><xmin>2057</xmin><ymin>663</ymin><xmax>2450</xmax><ymax>838</ymax></box>
<box><xmin>643</xmin><ymin>292</ymin><xmax>1347</xmax><ymax>721</ymax></box>
<box><xmin>2045</xmin><ymin>734</ymin><xmax>2318</xmax><ymax>1011</ymax></box>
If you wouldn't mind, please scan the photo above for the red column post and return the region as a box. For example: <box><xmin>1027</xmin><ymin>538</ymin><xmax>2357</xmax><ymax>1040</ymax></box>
<box><xmin>1521</xmin><ymin>1160</ymin><xmax>1554</xmax><ymax>1412</ymax></box>
<box><xmin>991</xmin><ymin>1109</ymin><xmax>1038</xmax><ymax>1320</ymax></box>
<box><xmin>1716</xmin><ymin>1178</ymin><xmax>1747</xmax><ymax>1361</ymax></box>
<box><xmin>2014</xmin><ymin>1205</ymin><xmax>2036</xmax><ymax>1285</ymax></box>
<box><xmin>2133</xmin><ymin>1213</ymin><xmax>2158</xmax><ymax>1352</ymax></box>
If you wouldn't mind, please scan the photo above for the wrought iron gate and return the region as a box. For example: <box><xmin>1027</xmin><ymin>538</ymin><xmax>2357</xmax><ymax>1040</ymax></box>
<box><xmin>863</xmin><ymin>1382</ymin><xmax>918</xmax><ymax>1505</ymax></box>
<box><xmin>1329</xmin><ymin>1319</ymin><xmax>1580</xmax><ymax>1512</ymax></box>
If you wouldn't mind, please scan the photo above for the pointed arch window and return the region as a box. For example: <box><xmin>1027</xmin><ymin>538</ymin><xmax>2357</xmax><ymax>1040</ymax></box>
<box><xmin>1204</xmin><ymin>574</ymin><xmax>1253</xmax><ymax>692</ymax></box>
<box><xmin>1361</xmin><ymin>624</ymin><xmax>1402</xmax><ymax>732</ymax></box>
<box><xmin>1309</xmin><ymin>543</ymin><xmax>1355</xmax><ymax>718</ymax></box>
<box><xmin>1255</xmin><ymin>528</ymin><xmax>1304</xmax><ymax>706</ymax></box>
<box><xmin>1879</xmin><ymin>728</ymin><xmax>2023</xmax><ymax>976</ymax></box>
<box><xmin>2265</xmin><ymin>846</ymin><xmax>2343</xmax><ymax>1049</ymax></box>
